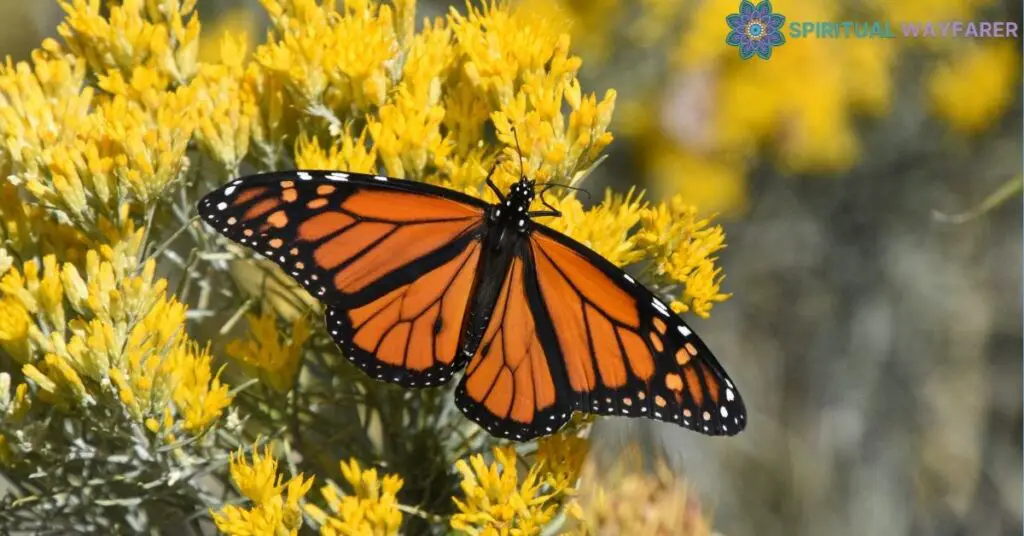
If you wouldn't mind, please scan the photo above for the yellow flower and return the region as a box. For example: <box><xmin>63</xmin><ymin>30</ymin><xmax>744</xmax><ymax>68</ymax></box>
<box><xmin>244</xmin><ymin>62</ymin><xmax>291</xmax><ymax>170</ymax></box>
<box><xmin>213</xmin><ymin>443</ymin><xmax>315</xmax><ymax>536</ymax></box>
<box><xmin>929</xmin><ymin>42</ymin><xmax>1019</xmax><ymax>134</ymax></box>
<box><xmin>166</xmin><ymin>343</ymin><xmax>233</xmax><ymax>432</ymax></box>
<box><xmin>450</xmin><ymin>0</ymin><xmax>570</xmax><ymax>102</ymax></box>
<box><xmin>0</xmin><ymin>296</ymin><xmax>32</xmax><ymax>364</ymax></box>
<box><xmin>1</xmin><ymin>41</ymin><xmax>195</xmax><ymax>237</ymax></box>
<box><xmin>58</xmin><ymin>0</ymin><xmax>199</xmax><ymax>83</ymax></box>
<box><xmin>198</xmin><ymin>7</ymin><xmax>257</xmax><ymax>65</ymax></box>
<box><xmin>636</xmin><ymin>197</ymin><xmax>730</xmax><ymax>318</ymax></box>
<box><xmin>192</xmin><ymin>57</ymin><xmax>258</xmax><ymax>174</ymax></box>
<box><xmin>368</xmin><ymin>87</ymin><xmax>451</xmax><ymax>179</ymax></box>
<box><xmin>295</xmin><ymin>129</ymin><xmax>378</xmax><ymax>174</ymax></box>
<box><xmin>535</xmin><ymin>432</ymin><xmax>589</xmax><ymax>491</ymax></box>
<box><xmin>226</xmin><ymin>309</ymin><xmax>311</xmax><ymax>393</ymax></box>
<box><xmin>256</xmin><ymin>0</ymin><xmax>398</xmax><ymax>112</ymax></box>
<box><xmin>325</xmin><ymin>0</ymin><xmax>397</xmax><ymax>111</ymax></box>
<box><xmin>401</xmin><ymin>18</ymin><xmax>454</xmax><ymax>109</ymax></box>
<box><xmin>304</xmin><ymin>458</ymin><xmax>405</xmax><ymax>536</ymax></box>
<box><xmin>451</xmin><ymin>446</ymin><xmax>567</xmax><ymax>535</ymax></box>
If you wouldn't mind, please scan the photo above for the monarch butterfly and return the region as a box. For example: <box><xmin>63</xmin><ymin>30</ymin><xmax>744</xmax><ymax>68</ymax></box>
<box><xmin>197</xmin><ymin>167</ymin><xmax>747</xmax><ymax>441</ymax></box>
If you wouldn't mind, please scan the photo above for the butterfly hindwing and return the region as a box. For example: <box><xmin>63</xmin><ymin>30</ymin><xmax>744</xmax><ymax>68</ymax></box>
<box><xmin>527</xmin><ymin>227</ymin><xmax>747</xmax><ymax>436</ymax></box>
<box><xmin>454</xmin><ymin>248</ymin><xmax>575</xmax><ymax>440</ymax></box>
<box><xmin>323</xmin><ymin>235</ymin><xmax>482</xmax><ymax>388</ymax></box>
<box><xmin>197</xmin><ymin>170</ymin><xmax>489</xmax><ymax>387</ymax></box>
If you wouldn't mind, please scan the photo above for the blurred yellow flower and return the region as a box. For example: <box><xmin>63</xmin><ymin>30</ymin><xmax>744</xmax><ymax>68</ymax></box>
<box><xmin>304</xmin><ymin>458</ymin><xmax>405</xmax><ymax>536</ymax></box>
<box><xmin>198</xmin><ymin>7</ymin><xmax>257</xmax><ymax>65</ymax></box>
<box><xmin>214</xmin><ymin>443</ymin><xmax>315</xmax><ymax>536</ymax></box>
<box><xmin>572</xmin><ymin>453</ymin><xmax>713</xmax><ymax>536</ymax></box>
<box><xmin>929</xmin><ymin>42</ymin><xmax>1020</xmax><ymax>134</ymax></box>
<box><xmin>227</xmin><ymin>309</ymin><xmax>312</xmax><ymax>393</ymax></box>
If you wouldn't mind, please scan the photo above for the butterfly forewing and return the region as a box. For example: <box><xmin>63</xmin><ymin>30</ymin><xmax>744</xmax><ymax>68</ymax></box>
<box><xmin>197</xmin><ymin>171</ymin><xmax>489</xmax><ymax>387</ymax></box>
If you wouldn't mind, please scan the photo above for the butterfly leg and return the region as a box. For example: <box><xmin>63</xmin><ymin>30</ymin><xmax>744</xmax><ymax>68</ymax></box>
<box><xmin>485</xmin><ymin>161</ymin><xmax>505</xmax><ymax>203</ymax></box>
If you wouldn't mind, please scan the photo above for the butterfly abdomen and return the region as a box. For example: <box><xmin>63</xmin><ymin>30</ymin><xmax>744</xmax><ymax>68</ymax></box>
<box><xmin>458</xmin><ymin>218</ymin><xmax>524</xmax><ymax>356</ymax></box>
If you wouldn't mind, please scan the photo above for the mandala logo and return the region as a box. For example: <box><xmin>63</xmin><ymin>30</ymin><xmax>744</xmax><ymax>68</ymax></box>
<box><xmin>726</xmin><ymin>0</ymin><xmax>786</xmax><ymax>60</ymax></box>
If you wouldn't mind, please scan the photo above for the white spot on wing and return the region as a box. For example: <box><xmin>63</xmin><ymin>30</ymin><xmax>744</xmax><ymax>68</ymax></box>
<box><xmin>374</xmin><ymin>175</ymin><xmax>387</xmax><ymax>182</ymax></box>
<box><xmin>216</xmin><ymin>202</ymin><xmax>228</xmax><ymax>210</ymax></box>
<box><xmin>327</xmin><ymin>172</ymin><xmax>349</xmax><ymax>181</ymax></box>
<box><xmin>678</xmin><ymin>325</ymin><xmax>692</xmax><ymax>337</ymax></box>
<box><xmin>224</xmin><ymin>186</ymin><xmax>237</xmax><ymax>196</ymax></box>
<box><xmin>726</xmin><ymin>388</ymin><xmax>735</xmax><ymax>402</ymax></box>
<box><xmin>652</xmin><ymin>298</ymin><xmax>670</xmax><ymax>317</ymax></box>
<box><xmin>298</xmin><ymin>171</ymin><xmax>313</xmax><ymax>180</ymax></box>
<box><xmin>720</xmin><ymin>407</ymin><xmax>729</xmax><ymax>418</ymax></box>
<box><xmin>624</xmin><ymin>274</ymin><xmax>635</xmax><ymax>284</ymax></box>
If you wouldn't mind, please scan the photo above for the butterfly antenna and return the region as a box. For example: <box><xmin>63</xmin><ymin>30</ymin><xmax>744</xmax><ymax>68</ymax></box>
<box><xmin>511</xmin><ymin>126</ymin><xmax>526</xmax><ymax>179</ymax></box>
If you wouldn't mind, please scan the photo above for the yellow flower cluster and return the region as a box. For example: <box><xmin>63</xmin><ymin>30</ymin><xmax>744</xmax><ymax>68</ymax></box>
<box><xmin>227</xmin><ymin>310</ymin><xmax>311</xmax><ymax>394</ymax></box>
<box><xmin>0</xmin><ymin>234</ymin><xmax>231</xmax><ymax>436</ymax></box>
<box><xmin>451</xmin><ymin>441</ymin><xmax>581</xmax><ymax>535</ymax></box>
<box><xmin>213</xmin><ymin>443</ymin><xmax>314</xmax><ymax>536</ymax></box>
<box><xmin>58</xmin><ymin>0</ymin><xmax>200</xmax><ymax>84</ymax></box>
<box><xmin>305</xmin><ymin>458</ymin><xmax>406</xmax><ymax>536</ymax></box>
<box><xmin>0</xmin><ymin>38</ymin><xmax>195</xmax><ymax>238</ymax></box>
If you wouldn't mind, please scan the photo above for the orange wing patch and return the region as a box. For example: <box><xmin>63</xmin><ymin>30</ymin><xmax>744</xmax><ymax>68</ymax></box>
<box><xmin>462</xmin><ymin>259</ymin><xmax>558</xmax><ymax>425</ymax></box>
<box><xmin>346</xmin><ymin>242</ymin><xmax>480</xmax><ymax>369</ymax></box>
<box><xmin>343</xmin><ymin>190</ymin><xmax>483</xmax><ymax>221</ymax></box>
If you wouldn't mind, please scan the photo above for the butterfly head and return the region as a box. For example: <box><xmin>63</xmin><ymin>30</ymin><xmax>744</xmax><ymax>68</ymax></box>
<box><xmin>491</xmin><ymin>177</ymin><xmax>536</xmax><ymax>232</ymax></box>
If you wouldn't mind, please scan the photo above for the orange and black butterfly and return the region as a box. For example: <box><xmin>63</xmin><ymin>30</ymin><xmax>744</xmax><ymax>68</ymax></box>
<box><xmin>197</xmin><ymin>169</ymin><xmax>747</xmax><ymax>441</ymax></box>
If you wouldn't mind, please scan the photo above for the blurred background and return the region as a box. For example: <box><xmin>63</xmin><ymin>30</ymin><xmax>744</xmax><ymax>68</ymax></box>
<box><xmin>1</xmin><ymin>0</ymin><xmax>1020</xmax><ymax>534</ymax></box>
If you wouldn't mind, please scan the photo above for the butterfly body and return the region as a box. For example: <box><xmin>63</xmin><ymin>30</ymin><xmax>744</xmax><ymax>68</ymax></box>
<box><xmin>462</xmin><ymin>177</ymin><xmax>540</xmax><ymax>356</ymax></box>
<box><xmin>198</xmin><ymin>170</ymin><xmax>747</xmax><ymax>441</ymax></box>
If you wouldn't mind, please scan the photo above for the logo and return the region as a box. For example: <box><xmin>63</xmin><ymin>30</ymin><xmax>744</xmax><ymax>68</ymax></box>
<box><xmin>726</xmin><ymin>0</ymin><xmax>786</xmax><ymax>60</ymax></box>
